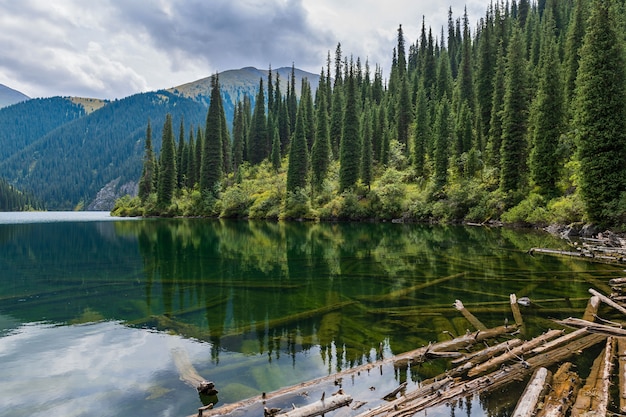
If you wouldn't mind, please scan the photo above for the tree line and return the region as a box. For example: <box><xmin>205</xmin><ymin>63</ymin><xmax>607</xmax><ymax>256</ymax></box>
<box><xmin>115</xmin><ymin>0</ymin><xmax>626</xmax><ymax>228</ymax></box>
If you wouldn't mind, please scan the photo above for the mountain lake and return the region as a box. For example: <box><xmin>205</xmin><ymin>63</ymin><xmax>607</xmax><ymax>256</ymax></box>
<box><xmin>0</xmin><ymin>212</ymin><xmax>622</xmax><ymax>417</ymax></box>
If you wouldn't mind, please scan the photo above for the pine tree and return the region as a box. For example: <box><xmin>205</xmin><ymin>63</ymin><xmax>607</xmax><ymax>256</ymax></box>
<box><xmin>563</xmin><ymin>0</ymin><xmax>588</xmax><ymax>109</ymax></box>
<box><xmin>500</xmin><ymin>28</ymin><xmax>529</xmax><ymax>192</ymax></box>
<box><xmin>186</xmin><ymin>129</ymin><xmax>196</xmax><ymax>189</ymax></box>
<box><xmin>434</xmin><ymin>97</ymin><xmax>451</xmax><ymax>191</ymax></box>
<box><xmin>176</xmin><ymin>118</ymin><xmax>185</xmax><ymax>189</ymax></box>
<box><xmin>157</xmin><ymin>114</ymin><xmax>176</xmax><ymax>207</ymax></box>
<box><xmin>458</xmin><ymin>8</ymin><xmax>475</xmax><ymax>109</ymax></box>
<box><xmin>530</xmin><ymin>22</ymin><xmax>563</xmax><ymax>197</ymax></box>
<box><xmin>574</xmin><ymin>0</ymin><xmax>626</xmax><ymax>225</ymax></box>
<box><xmin>286</xmin><ymin>105</ymin><xmax>309</xmax><ymax>192</ymax></box>
<box><xmin>248</xmin><ymin>78</ymin><xmax>267</xmax><ymax>164</ymax></box>
<box><xmin>413</xmin><ymin>87</ymin><xmax>430</xmax><ymax>178</ymax></box>
<box><xmin>311</xmin><ymin>77</ymin><xmax>331</xmax><ymax>192</ymax></box>
<box><xmin>329</xmin><ymin>80</ymin><xmax>344</xmax><ymax>159</ymax></box>
<box><xmin>396</xmin><ymin>75</ymin><xmax>412</xmax><ymax>152</ymax></box>
<box><xmin>232</xmin><ymin>101</ymin><xmax>245</xmax><ymax>173</ymax></box>
<box><xmin>486</xmin><ymin>40</ymin><xmax>506</xmax><ymax>168</ymax></box>
<box><xmin>200</xmin><ymin>75</ymin><xmax>223</xmax><ymax>196</ymax></box>
<box><xmin>271</xmin><ymin>122</ymin><xmax>281</xmax><ymax>172</ymax></box>
<box><xmin>138</xmin><ymin>120</ymin><xmax>155</xmax><ymax>203</ymax></box>
<box><xmin>339</xmin><ymin>68</ymin><xmax>361</xmax><ymax>191</ymax></box>
<box><xmin>361</xmin><ymin>104</ymin><xmax>374</xmax><ymax>190</ymax></box>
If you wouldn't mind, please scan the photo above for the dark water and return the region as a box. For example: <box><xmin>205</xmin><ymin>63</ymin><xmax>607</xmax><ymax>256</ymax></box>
<box><xmin>0</xmin><ymin>213</ymin><xmax>621</xmax><ymax>417</ymax></box>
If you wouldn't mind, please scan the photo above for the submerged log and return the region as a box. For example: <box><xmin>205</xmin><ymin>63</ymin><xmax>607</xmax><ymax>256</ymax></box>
<box><xmin>510</xmin><ymin>294</ymin><xmax>525</xmax><ymax>328</ymax></box>
<box><xmin>366</xmin><ymin>272</ymin><xmax>466</xmax><ymax>302</ymax></box>
<box><xmin>589</xmin><ymin>288</ymin><xmax>626</xmax><ymax>316</ymax></box>
<box><xmin>280</xmin><ymin>393</ymin><xmax>353</xmax><ymax>417</ymax></box>
<box><xmin>581</xmin><ymin>295</ymin><xmax>600</xmax><ymax>322</ymax></box>
<box><xmin>171</xmin><ymin>347</ymin><xmax>214</xmax><ymax>392</ymax></box>
<box><xmin>535</xmin><ymin>362</ymin><xmax>580</xmax><ymax>417</ymax></box>
<box><xmin>511</xmin><ymin>367</ymin><xmax>552</xmax><ymax>417</ymax></box>
<box><xmin>453</xmin><ymin>299</ymin><xmax>487</xmax><ymax>330</ymax></box>
<box><xmin>467</xmin><ymin>329</ymin><xmax>564</xmax><ymax>378</ymax></box>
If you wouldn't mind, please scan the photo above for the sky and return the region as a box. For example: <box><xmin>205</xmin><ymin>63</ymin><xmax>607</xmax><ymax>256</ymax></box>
<box><xmin>0</xmin><ymin>0</ymin><xmax>488</xmax><ymax>100</ymax></box>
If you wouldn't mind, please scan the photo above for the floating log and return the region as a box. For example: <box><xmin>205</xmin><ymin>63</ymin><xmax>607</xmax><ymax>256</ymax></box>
<box><xmin>510</xmin><ymin>294</ymin><xmax>525</xmax><ymax>328</ymax></box>
<box><xmin>609</xmin><ymin>277</ymin><xmax>626</xmax><ymax>286</ymax></box>
<box><xmin>467</xmin><ymin>329</ymin><xmax>564</xmax><ymax>378</ymax></box>
<box><xmin>571</xmin><ymin>340</ymin><xmax>606</xmax><ymax>416</ymax></box>
<box><xmin>581</xmin><ymin>295</ymin><xmax>600</xmax><ymax>322</ymax></box>
<box><xmin>364</xmin><ymin>272</ymin><xmax>466</xmax><ymax>302</ymax></box>
<box><xmin>280</xmin><ymin>393</ymin><xmax>353</xmax><ymax>417</ymax></box>
<box><xmin>529</xmin><ymin>328</ymin><xmax>589</xmax><ymax>355</ymax></box>
<box><xmin>535</xmin><ymin>362</ymin><xmax>580</xmax><ymax>417</ymax></box>
<box><xmin>451</xmin><ymin>338</ymin><xmax>524</xmax><ymax>367</ymax></box>
<box><xmin>618</xmin><ymin>337</ymin><xmax>626</xmax><ymax>413</ymax></box>
<box><xmin>382</xmin><ymin>382</ymin><xmax>407</xmax><ymax>401</ymax></box>
<box><xmin>511</xmin><ymin>367</ymin><xmax>552</xmax><ymax>417</ymax></box>
<box><xmin>453</xmin><ymin>299</ymin><xmax>487</xmax><ymax>330</ymax></box>
<box><xmin>593</xmin><ymin>337</ymin><xmax>615</xmax><ymax>416</ymax></box>
<box><xmin>589</xmin><ymin>288</ymin><xmax>626</xmax><ymax>316</ymax></box>
<box><xmin>555</xmin><ymin>317</ymin><xmax>626</xmax><ymax>337</ymax></box>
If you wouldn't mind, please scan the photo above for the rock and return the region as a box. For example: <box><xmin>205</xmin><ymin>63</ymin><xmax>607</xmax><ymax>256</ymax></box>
<box><xmin>87</xmin><ymin>177</ymin><xmax>137</xmax><ymax>211</ymax></box>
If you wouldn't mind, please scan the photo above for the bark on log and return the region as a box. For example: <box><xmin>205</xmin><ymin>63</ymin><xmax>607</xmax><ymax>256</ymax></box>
<box><xmin>280</xmin><ymin>393</ymin><xmax>353</xmax><ymax>417</ymax></box>
<box><xmin>589</xmin><ymin>288</ymin><xmax>626</xmax><ymax>316</ymax></box>
<box><xmin>618</xmin><ymin>337</ymin><xmax>626</xmax><ymax>413</ymax></box>
<box><xmin>535</xmin><ymin>362</ymin><xmax>580</xmax><ymax>417</ymax></box>
<box><xmin>454</xmin><ymin>299</ymin><xmax>488</xmax><ymax>330</ymax></box>
<box><xmin>592</xmin><ymin>337</ymin><xmax>615</xmax><ymax>416</ymax></box>
<box><xmin>510</xmin><ymin>294</ymin><xmax>525</xmax><ymax>328</ymax></box>
<box><xmin>357</xmin><ymin>333</ymin><xmax>606</xmax><ymax>417</ymax></box>
<box><xmin>529</xmin><ymin>328</ymin><xmax>589</xmax><ymax>355</ymax></box>
<box><xmin>451</xmin><ymin>338</ymin><xmax>523</xmax><ymax>366</ymax></box>
<box><xmin>467</xmin><ymin>329</ymin><xmax>564</xmax><ymax>378</ymax></box>
<box><xmin>556</xmin><ymin>317</ymin><xmax>626</xmax><ymax>337</ymax></box>
<box><xmin>511</xmin><ymin>367</ymin><xmax>552</xmax><ymax>417</ymax></box>
<box><xmin>581</xmin><ymin>295</ymin><xmax>600</xmax><ymax>322</ymax></box>
<box><xmin>610</xmin><ymin>277</ymin><xmax>626</xmax><ymax>286</ymax></box>
<box><xmin>571</xmin><ymin>341</ymin><xmax>606</xmax><ymax>416</ymax></box>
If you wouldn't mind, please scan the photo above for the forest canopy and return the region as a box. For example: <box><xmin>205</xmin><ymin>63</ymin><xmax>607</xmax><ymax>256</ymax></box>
<box><xmin>114</xmin><ymin>0</ymin><xmax>626</xmax><ymax>229</ymax></box>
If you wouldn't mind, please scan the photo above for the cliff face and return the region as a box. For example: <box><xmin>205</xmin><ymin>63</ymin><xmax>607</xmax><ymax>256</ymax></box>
<box><xmin>87</xmin><ymin>178</ymin><xmax>137</xmax><ymax>211</ymax></box>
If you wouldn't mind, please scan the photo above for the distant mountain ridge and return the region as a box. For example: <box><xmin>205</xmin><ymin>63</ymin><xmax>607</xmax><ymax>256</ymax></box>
<box><xmin>0</xmin><ymin>66</ymin><xmax>319</xmax><ymax>210</ymax></box>
<box><xmin>0</xmin><ymin>84</ymin><xmax>29</xmax><ymax>108</ymax></box>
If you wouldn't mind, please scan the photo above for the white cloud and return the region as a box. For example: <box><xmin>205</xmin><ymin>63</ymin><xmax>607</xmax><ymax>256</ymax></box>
<box><xmin>0</xmin><ymin>0</ymin><xmax>491</xmax><ymax>99</ymax></box>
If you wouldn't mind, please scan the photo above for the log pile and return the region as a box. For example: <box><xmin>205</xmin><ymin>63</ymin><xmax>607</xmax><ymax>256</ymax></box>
<box><xmin>530</xmin><ymin>231</ymin><xmax>626</xmax><ymax>264</ymax></box>
<box><xmin>186</xmin><ymin>286</ymin><xmax>626</xmax><ymax>417</ymax></box>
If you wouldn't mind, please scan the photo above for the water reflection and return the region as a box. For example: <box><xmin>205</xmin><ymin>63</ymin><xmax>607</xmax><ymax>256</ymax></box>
<box><xmin>0</xmin><ymin>218</ymin><xmax>622</xmax><ymax>415</ymax></box>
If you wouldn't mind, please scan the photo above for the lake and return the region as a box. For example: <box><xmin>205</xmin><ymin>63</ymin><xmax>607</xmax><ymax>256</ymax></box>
<box><xmin>0</xmin><ymin>212</ymin><xmax>621</xmax><ymax>417</ymax></box>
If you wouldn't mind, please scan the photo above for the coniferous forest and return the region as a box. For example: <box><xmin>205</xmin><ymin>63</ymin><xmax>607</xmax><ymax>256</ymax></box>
<box><xmin>114</xmin><ymin>0</ymin><xmax>626</xmax><ymax>228</ymax></box>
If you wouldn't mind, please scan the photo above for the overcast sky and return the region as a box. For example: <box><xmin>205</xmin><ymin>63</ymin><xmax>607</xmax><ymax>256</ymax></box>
<box><xmin>0</xmin><ymin>0</ymin><xmax>488</xmax><ymax>100</ymax></box>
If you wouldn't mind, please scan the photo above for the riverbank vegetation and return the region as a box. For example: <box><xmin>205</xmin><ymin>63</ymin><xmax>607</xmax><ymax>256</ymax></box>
<box><xmin>113</xmin><ymin>0</ymin><xmax>626</xmax><ymax>229</ymax></box>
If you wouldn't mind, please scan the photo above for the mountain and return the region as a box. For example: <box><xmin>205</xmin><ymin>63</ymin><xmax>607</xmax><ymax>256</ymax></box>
<box><xmin>0</xmin><ymin>66</ymin><xmax>319</xmax><ymax>210</ymax></box>
<box><xmin>0</xmin><ymin>84</ymin><xmax>29</xmax><ymax>108</ymax></box>
<box><xmin>168</xmin><ymin>66</ymin><xmax>320</xmax><ymax>126</ymax></box>
<box><xmin>0</xmin><ymin>91</ymin><xmax>206</xmax><ymax>209</ymax></box>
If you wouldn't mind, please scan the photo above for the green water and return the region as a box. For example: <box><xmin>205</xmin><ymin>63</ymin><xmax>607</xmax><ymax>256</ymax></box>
<box><xmin>0</xmin><ymin>213</ymin><xmax>622</xmax><ymax>417</ymax></box>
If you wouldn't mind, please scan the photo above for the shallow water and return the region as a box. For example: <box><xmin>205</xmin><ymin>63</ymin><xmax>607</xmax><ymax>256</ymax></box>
<box><xmin>0</xmin><ymin>213</ymin><xmax>621</xmax><ymax>416</ymax></box>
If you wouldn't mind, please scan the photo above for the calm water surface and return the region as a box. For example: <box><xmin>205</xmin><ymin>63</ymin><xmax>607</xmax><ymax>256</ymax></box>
<box><xmin>0</xmin><ymin>212</ymin><xmax>621</xmax><ymax>417</ymax></box>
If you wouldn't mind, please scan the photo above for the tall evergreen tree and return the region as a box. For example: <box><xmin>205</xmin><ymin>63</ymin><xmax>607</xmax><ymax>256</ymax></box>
<box><xmin>157</xmin><ymin>114</ymin><xmax>176</xmax><ymax>207</ymax></box>
<box><xmin>138</xmin><ymin>120</ymin><xmax>155</xmax><ymax>203</ymax></box>
<box><xmin>339</xmin><ymin>68</ymin><xmax>361</xmax><ymax>191</ymax></box>
<box><xmin>361</xmin><ymin>103</ymin><xmax>374</xmax><ymax>190</ymax></box>
<box><xmin>271</xmin><ymin>122</ymin><xmax>281</xmax><ymax>172</ymax></box>
<box><xmin>574</xmin><ymin>0</ymin><xmax>626</xmax><ymax>224</ymax></box>
<box><xmin>186</xmin><ymin>128</ymin><xmax>196</xmax><ymax>189</ymax></box>
<box><xmin>434</xmin><ymin>97</ymin><xmax>452</xmax><ymax>190</ymax></box>
<box><xmin>311</xmin><ymin>77</ymin><xmax>331</xmax><ymax>192</ymax></box>
<box><xmin>248</xmin><ymin>78</ymin><xmax>268</xmax><ymax>164</ymax></box>
<box><xmin>286</xmin><ymin>105</ymin><xmax>309</xmax><ymax>192</ymax></box>
<box><xmin>563</xmin><ymin>0</ymin><xmax>588</xmax><ymax>110</ymax></box>
<box><xmin>396</xmin><ymin>75</ymin><xmax>412</xmax><ymax>150</ymax></box>
<box><xmin>487</xmin><ymin>41</ymin><xmax>507</xmax><ymax>168</ymax></box>
<box><xmin>176</xmin><ymin>118</ymin><xmax>185</xmax><ymax>189</ymax></box>
<box><xmin>232</xmin><ymin>101</ymin><xmax>245</xmax><ymax>173</ymax></box>
<box><xmin>200</xmin><ymin>75</ymin><xmax>223</xmax><ymax>196</ymax></box>
<box><xmin>530</xmin><ymin>22</ymin><xmax>563</xmax><ymax>197</ymax></box>
<box><xmin>413</xmin><ymin>87</ymin><xmax>430</xmax><ymax>178</ymax></box>
<box><xmin>500</xmin><ymin>29</ymin><xmax>529</xmax><ymax>192</ymax></box>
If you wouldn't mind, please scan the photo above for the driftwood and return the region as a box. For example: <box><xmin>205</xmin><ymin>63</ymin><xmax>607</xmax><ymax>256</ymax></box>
<box><xmin>451</xmin><ymin>338</ymin><xmax>523</xmax><ymax>367</ymax></box>
<box><xmin>571</xmin><ymin>337</ymin><xmax>615</xmax><ymax>417</ymax></box>
<box><xmin>511</xmin><ymin>367</ymin><xmax>552</xmax><ymax>417</ymax></box>
<box><xmin>535</xmin><ymin>362</ymin><xmax>580</xmax><ymax>417</ymax></box>
<box><xmin>279</xmin><ymin>393</ymin><xmax>353</xmax><ymax>417</ymax></box>
<box><xmin>467</xmin><ymin>329</ymin><xmax>564</xmax><ymax>378</ymax></box>
<box><xmin>510</xmin><ymin>294</ymin><xmax>525</xmax><ymax>328</ymax></box>
<box><xmin>453</xmin><ymin>299</ymin><xmax>487</xmax><ymax>330</ymax></box>
<box><xmin>618</xmin><ymin>337</ymin><xmax>626</xmax><ymax>413</ymax></box>
<box><xmin>529</xmin><ymin>328</ymin><xmax>589</xmax><ymax>355</ymax></box>
<box><xmin>555</xmin><ymin>317</ymin><xmax>626</xmax><ymax>337</ymax></box>
<box><xmin>581</xmin><ymin>295</ymin><xmax>600</xmax><ymax>322</ymax></box>
<box><xmin>589</xmin><ymin>288</ymin><xmax>626</xmax><ymax>316</ymax></box>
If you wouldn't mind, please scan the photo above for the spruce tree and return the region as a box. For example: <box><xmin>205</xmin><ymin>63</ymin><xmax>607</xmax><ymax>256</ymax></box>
<box><xmin>339</xmin><ymin>68</ymin><xmax>361</xmax><ymax>191</ymax></box>
<box><xmin>500</xmin><ymin>29</ymin><xmax>528</xmax><ymax>192</ymax></box>
<box><xmin>157</xmin><ymin>114</ymin><xmax>176</xmax><ymax>207</ymax></box>
<box><xmin>176</xmin><ymin>119</ymin><xmax>185</xmax><ymax>189</ymax></box>
<box><xmin>138</xmin><ymin>120</ymin><xmax>155</xmax><ymax>203</ymax></box>
<box><xmin>396</xmin><ymin>75</ymin><xmax>412</xmax><ymax>151</ymax></box>
<box><xmin>311</xmin><ymin>79</ymin><xmax>331</xmax><ymax>192</ymax></box>
<box><xmin>286</xmin><ymin>105</ymin><xmax>308</xmax><ymax>192</ymax></box>
<box><xmin>530</xmin><ymin>26</ymin><xmax>563</xmax><ymax>197</ymax></box>
<box><xmin>271</xmin><ymin>123</ymin><xmax>281</xmax><ymax>172</ymax></box>
<box><xmin>413</xmin><ymin>87</ymin><xmax>430</xmax><ymax>178</ymax></box>
<box><xmin>232</xmin><ymin>101</ymin><xmax>245</xmax><ymax>173</ymax></box>
<box><xmin>574</xmin><ymin>0</ymin><xmax>626</xmax><ymax>224</ymax></box>
<box><xmin>248</xmin><ymin>78</ymin><xmax>267</xmax><ymax>164</ymax></box>
<box><xmin>200</xmin><ymin>75</ymin><xmax>223</xmax><ymax>196</ymax></box>
<box><xmin>361</xmin><ymin>104</ymin><xmax>374</xmax><ymax>191</ymax></box>
<box><xmin>186</xmin><ymin>129</ymin><xmax>196</xmax><ymax>189</ymax></box>
<box><xmin>433</xmin><ymin>97</ymin><xmax>451</xmax><ymax>191</ymax></box>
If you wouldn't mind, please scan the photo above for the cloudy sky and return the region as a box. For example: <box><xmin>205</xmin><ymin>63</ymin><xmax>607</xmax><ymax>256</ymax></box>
<box><xmin>0</xmin><ymin>0</ymin><xmax>487</xmax><ymax>100</ymax></box>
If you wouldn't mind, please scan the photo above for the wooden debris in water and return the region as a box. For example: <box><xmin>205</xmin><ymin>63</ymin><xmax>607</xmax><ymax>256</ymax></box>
<box><xmin>510</xmin><ymin>293</ymin><xmax>525</xmax><ymax>329</ymax></box>
<box><xmin>280</xmin><ymin>392</ymin><xmax>353</xmax><ymax>417</ymax></box>
<box><xmin>453</xmin><ymin>299</ymin><xmax>487</xmax><ymax>330</ymax></box>
<box><xmin>511</xmin><ymin>367</ymin><xmax>552</xmax><ymax>417</ymax></box>
<box><xmin>535</xmin><ymin>362</ymin><xmax>580</xmax><ymax>417</ymax></box>
<box><xmin>618</xmin><ymin>337</ymin><xmax>626</xmax><ymax>413</ymax></box>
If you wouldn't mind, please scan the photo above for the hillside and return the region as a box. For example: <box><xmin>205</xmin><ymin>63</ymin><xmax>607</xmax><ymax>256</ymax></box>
<box><xmin>0</xmin><ymin>91</ymin><xmax>207</xmax><ymax>209</ymax></box>
<box><xmin>168</xmin><ymin>66</ymin><xmax>320</xmax><ymax>126</ymax></box>
<box><xmin>0</xmin><ymin>84</ymin><xmax>29</xmax><ymax>108</ymax></box>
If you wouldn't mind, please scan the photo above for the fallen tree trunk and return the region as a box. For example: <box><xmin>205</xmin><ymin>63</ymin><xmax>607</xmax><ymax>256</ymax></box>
<box><xmin>535</xmin><ymin>362</ymin><xmax>580</xmax><ymax>417</ymax></box>
<box><xmin>618</xmin><ymin>337</ymin><xmax>626</xmax><ymax>413</ymax></box>
<box><xmin>582</xmin><ymin>295</ymin><xmax>600</xmax><ymax>322</ymax></box>
<box><xmin>510</xmin><ymin>294</ymin><xmax>525</xmax><ymax>328</ymax></box>
<box><xmin>454</xmin><ymin>299</ymin><xmax>487</xmax><ymax>330</ymax></box>
<box><xmin>589</xmin><ymin>288</ymin><xmax>626</xmax><ymax>316</ymax></box>
<box><xmin>467</xmin><ymin>329</ymin><xmax>564</xmax><ymax>378</ymax></box>
<box><xmin>555</xmin><ymin>317</ymin><xmax>626</xmax><ymax>337</ymax></box>
<box><xmin>279</xmin><ymin>393</ymin><xmax>353</xmax><ymax>417</ymax></box>
<box><xmin>511</xmin><ymin>367</ymin><xmax>552</xmax><ymax>417</ymax></box>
